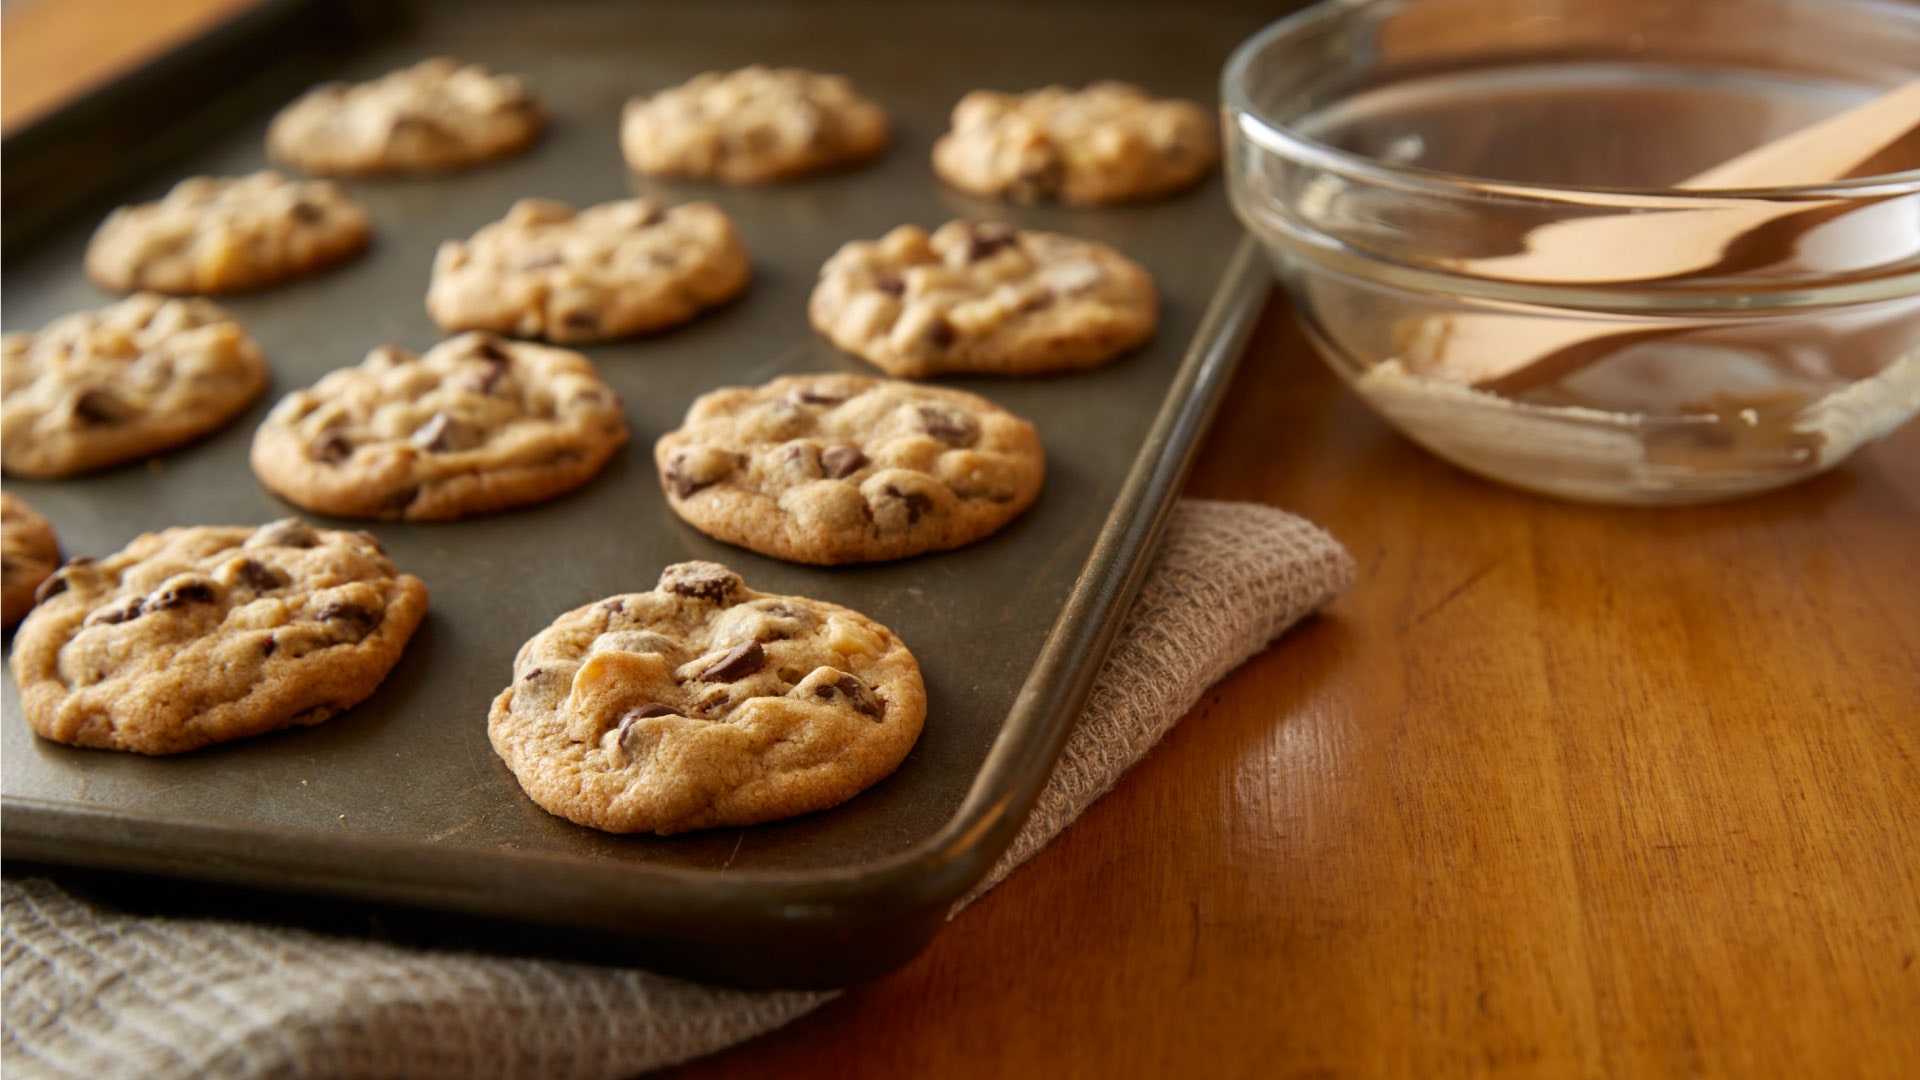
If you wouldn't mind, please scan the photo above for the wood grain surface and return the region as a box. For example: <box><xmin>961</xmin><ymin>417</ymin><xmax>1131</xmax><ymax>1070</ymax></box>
<box><xmin>5</xmin><ymin>3</ymin><xmax>1917</xmax><ymax>1077</ymax></box>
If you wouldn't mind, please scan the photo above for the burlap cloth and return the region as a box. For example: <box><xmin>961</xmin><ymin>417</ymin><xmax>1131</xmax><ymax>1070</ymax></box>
<box><xmin>1</xmin><ymin>499</ymin><xmax>1354</xmax><ymax>1080</ymax></box>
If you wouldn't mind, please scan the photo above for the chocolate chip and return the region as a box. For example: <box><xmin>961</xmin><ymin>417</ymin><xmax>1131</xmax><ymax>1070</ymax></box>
<box><xmin>816</xmin><ymin>672</ymin><xmax>883</xmax><ymax>719</ymax></box>
<box><xmin>821</xmin><ymin>444</ymin><xmax>868</xmax><ymax>479</ymax></box>
<box><xmin>916</xmin><ymin>405</ymin><xmax>978</xmax><ymax>447</ymax></box>
<box><xmin>72</xmin><ymin>388</ymin><xmax>128</xmax><ymax>425</ymax></box>
<box><xmin>523</xmin><ymin>668</ymin><xmax>543</xmax><ymax>681</ymax></box>
<box><xmin>793</xmin><ymin>387</ymin><xmax>850</xmax><ymax>407</ymax></box>
<box><xmin>636</xmin><ymin>205</ymin><xmax>665</xmax><ymax>227</ymax></box>
<box><xmin>562</xmin><ymin>311</ymin><xmax>599</xmax><ymax>332</ymax></box>
<box><xmin>466</xmin><ymin>358</ymin><xmax>509</xmax><ymax>393</ymax></box>
<box><xmin>86</xmin><ymin>598</ymin><xmax>144</xmax><ymax>627</ymax></box>
<box><xmin>875</xmin><ymin>272</ymin><xmax>905</xmax><ymax>297</ymax></box>
<box><xmin>659</xmin><ymin>562</ymin><xmax>742</xmax><ymax>604</ymax></box>
<box><xmin>469</xmin><ymin>337</ymin><xmax>509</xmax><ymax>362</ymax></box>
<box><xmin>965</xmin><ymin>221</ymin><xmax>1018</xmax><ymax>261</ymax></box>
<box><xmin>252</xmin><ymin>519</ymin><xmax>319</xmax><ymax>548</ymax></box>
<box><xmin>410</xmin><ymin>412</ymin><xmax>455</xmax><ymax>452</ymax></box>
<box><xmin>1013</xmin><ymin>160</ymin><xmax>1065</xmax><ymax>200</ymax></box>
<box><xmin>261</xmin><ymin>637</ymin><xmax>277</xmax><ymax>657</ymax></box>
<box><xmin>310</xmin><ymin>430</ymin><xmax>354</xmax><ymax>464</ymax></box>
<box><xmin>518</xmin><ymin>253</ymin><xmax>563</xmax><ymax>271</ymax></box>
<box><xmin>290</xmin><ymin>201</ymin><xmax>324</xmax><ymax>223</ymax></box>
<box><xmin>148</xmin><ymin>582</ymin><xmax>215</xmax><ymax>612</ymax></box>
<box><xmin>630</xmin><ymin>703</ymin><xmax>684</xmax><ymax>721</ymax></box>
<box><xmin>354</xmin><ymin>530</ymin><xmax>385</xmax><ymax>555</ymax></box>
<box><xmin>602</xmin><ymin>598</ymin><xmax>625</xmax><ymax>615</ymax></box>
<box><xmin>884</xmin><ymin>485</ymin><xmax>935</xmax><ymax>525</ymax></box>
<box><xmin>233</xmin><ymin>559</ymin><xmax>284</xmax><ymax>592</ymax></box>
<box><xmin>317</xmin><ymin>601</ymin><xmax>382</xmax><ymax>641</ymax></box>
<box><xmin>379</xmin><ymin>487</ymin><xmax>420</xmax><ymax>514</ymax></box>
<box><xmin>698</xmin><ymin>640</ymin><xmax>766</xmax><ymax>683</ymax></box>
<box><xmin>666</xmin><ymin>465</ymin><xmax>703</xmax><ymax>499</ymax></box>
<box><xmin>34</xmin><ymin>572</ymin><xmax>68</xmax><ymax>605</ymax></box>
<box><xmin>927</xmin><ymin>317</ymin><xmax>957</xmax><ymax>349</ymax></box>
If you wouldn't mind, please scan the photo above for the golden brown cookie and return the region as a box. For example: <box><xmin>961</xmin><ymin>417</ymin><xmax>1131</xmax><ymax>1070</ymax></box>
<box><xmin>620</xmin><ymin>65</ymin><xmax>889</xmax><ymax>183</ymax></box>
<box><xmin>489</xmin><ymin>561</ymin><xmax>925</xmax><ymax>834</ymax></box>
<box><xmin>426</xmin><ymin>197</ymin><xmax>752</xmax><ymax>344</ymax></box>
<box><xmin>9</xmin><ymin>518</ymin><xmax>428</xmax><ymax>754</ymax></box>
<box><xmin>268</xmin><ymin>57</ymin><xmax>546</xmax><ymax>176</ymax></box>
<box><xmin>809</xmin><ymin>221</ymin><xmax>1157</xmax><ymax>377</ymax></box>
<box><xmin>932</xmin><ymin>81</ymin><xmax>1217</xmax><ymax>205</ymax></box>
<box><xmin>2</xmin><ymin>493</ymin><xmax>59</xmax><ymax>628</ymax></box>
<box><xmin>2</xmin><ymin>294</ymin><xmax>270</xmax><ymax>478</ymax></box>
<box><xmin>251</xmin><ymin>333</ymin><xmax>628</xmax><ymax>522</ymax></box>
<box><xmin>655</xmin><ymin>373</ymin><xmax>1045</xmax><ymax>564</ymax></box>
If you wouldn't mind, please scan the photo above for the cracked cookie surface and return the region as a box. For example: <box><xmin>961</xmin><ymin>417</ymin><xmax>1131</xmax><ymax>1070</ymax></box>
<box><xmin>655</xmin><ymin>373</ymin><xmax>1044</xmax><ymax>564</ymax></box>
<box><xmin>932</xmin><ymin>81</ymin><xmax>1217</xmax><ymax>205</ymax></box>
<box><xmin>86</xmin><ymin>171</ymin><xmax>371</xmax><ymax>295</ymax></box>
<box><xmin>621</xmin><ymin>65</ymin><xmax>889</xmax><ymax>184</ymax></box>
<box><xmin>268</xmin><ymin>57</ymin><xmax>546</xmax><ymax>176</ymax></box>
<box><xmin>9</xmin><ymin>518</ymin><xmax>428</xmax><ymax>754</ymax></box>
<box><xmin>250</xmin><ymin>332</ymin><xmax>628</xmax><ymax>521</ymax></box>
<box><xmin>809</xmin><ymin>220</ymin><xmax>1157</xmax><ymax>377</ymax></box>
<box><xmin>2</xmin><ymin>493</ymin><xmax>59</xmax><ymax>628</ymax></box>
<box><xmin>489</xmin><ymin>561</ymin><xmax>925</xmax><ymax>834</ymax></box>
<box><xmin>2</xmin><ymin>293</ymin><xmax>270</xmax><ymax>478</ymax></box>
<box><xmin>427</xmin><ymin>197</ymin><xmax>752</xmax><ymax>344</ymax></box>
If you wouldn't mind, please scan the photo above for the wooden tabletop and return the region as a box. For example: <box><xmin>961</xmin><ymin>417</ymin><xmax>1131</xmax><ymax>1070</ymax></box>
<box><xmin>7</xmin><ymin>3</ymin><xmax>1917</xmax><ymax>1076</ymax></box>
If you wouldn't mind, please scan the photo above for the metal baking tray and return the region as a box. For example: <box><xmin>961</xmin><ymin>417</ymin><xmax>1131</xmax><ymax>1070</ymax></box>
<box><xmin>0</xmin><ymin>0</ymin><xmax>1274</xmax><ymax>987</ymax></box>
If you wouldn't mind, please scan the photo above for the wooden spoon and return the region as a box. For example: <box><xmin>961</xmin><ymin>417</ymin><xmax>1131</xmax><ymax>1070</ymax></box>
<box><xmin>1407</xmin><ymin>78</ymin><xmax>1920</xmax><ymax>391</ymax></box>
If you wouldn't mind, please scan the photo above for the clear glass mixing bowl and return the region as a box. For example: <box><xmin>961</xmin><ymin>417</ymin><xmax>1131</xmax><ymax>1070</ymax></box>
<box><xmin>1224</xmin><ymin>0</ymin><xmax>1920</xmax><ymax>503</ymax></box>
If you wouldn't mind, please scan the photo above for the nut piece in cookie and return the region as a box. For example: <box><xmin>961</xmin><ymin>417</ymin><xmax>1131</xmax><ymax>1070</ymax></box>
<box><xmin>427</xmin><ymin>197</ymin><xmax>752</xmax><ymax>344</ymax></box>
<box><xmin>85</xmin><ymin>171</ymin><xmax>371</xmax><ymax>295</ymax></box>
<box><xmin>809</xmin><ymin>220</ymin><xmax>1157</xmax><ymax>377</ymax></box>
<box><xmin>250</xmin><ymin>332</ymin><xmax>629</xmax><ymax>521</ymax></box>
<box><xmin>8</xmin><ymin>518</ymin><xmax>428</xmax><ymax>754</ymax></box>
<box><xmin>2</xmin><ymin>493</ymin><xmax>60</xmax><ymax>628</ymax></box>
<box><xmin>268</xmin><ymin>57</ymin><xmax>547</xmax><ymax>177</ymax></box>
<box><xmin>621</xmin><ymin>65</ymin><xmax>890</xmax><ymax>184</ymax></box>
<box><xmin>655</xmin><ymin>374</ymin><xmax>1045</xmax><ymax>564</ymax></box>
<box><xmin>2</xmin><ymin>294</ymin><xmax>271</xmax><ymax>478</ymax></box>
<box><xmin>932</xmin><ymin>81</ymin><xmax>1218</xmax><ymax>206</ymax></box>
<box><xmin>488</xmin><ymin>561</ymin><xmax>926</xmax><ymax>834</ymax></box>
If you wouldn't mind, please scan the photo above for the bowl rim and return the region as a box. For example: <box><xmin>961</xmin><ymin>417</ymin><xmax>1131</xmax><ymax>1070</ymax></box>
<box><xmin>1220</xmin><ymin>0</ymin><xmax>1920</xmax><ymax>202</ymax></box>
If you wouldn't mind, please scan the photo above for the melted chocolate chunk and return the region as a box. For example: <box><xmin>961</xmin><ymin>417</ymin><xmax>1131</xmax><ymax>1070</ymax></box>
<box><xmin>816</xmin><ymin>672</ymin><xmax>884</xmax><ymax>719</ymax></box>
<box><xmin>698</xmin><ymin>640</ymin><xmax>766</xmax><ymax>682</ymax></box>
<box><xmin>233</xmin><ymin>559</ymin><xmax>285</xmax><ymax>592</ymax></box>
<box><xmin>72</xmin><ymin>388</ymin><xmax>128</xmax><ymax>425</ymax></box>
<box><xmin>469</xmin><ymin>337</ymin><xmax>510</xmax><ymax>362</ymax></box>
<box><xmin>964</xmin><ymin>221</ymin><xmax>1018</xmax><ymax>261</ymax></box>
<box><xmin>317</xmin><ymin>601</ymin><xmax>382</xmax><ymax>641</ymax></box>
<box><xmin>523</xmin><ymin>668</ymin><xmax>543</xmax><ymax>681</ymax></box>
<box><xmin>561</xmin><ymin>311</ymin><xmax>600</xmax><ymax>332</ymax></box>
<box><xmin>884</xmin><ymin>485</ymin><xmax>935</xmax><ymax>525</ymax></box>
<box><xmin>86</xmin><ymin>598</ymin><xmax>145</xmax><ymax>627</ymax></box>
<box><xmin>261</xmin><ymin>636</ymin><xmax>277</xmax><ymax>657</ymax></box>
<box><xmin>821</xmin><ymin>444</ymin><xmax>868</xmax><ymax>479</ymax></box>
<box><xmin>253</xmin><ymin>520</ymin><xmax>320</xmax><ymax>548</ymax></box>
<box><xmin>467</xmin><ymin>357</ymin><xmax>510</xmax><ymax>393</ymax></box>
<box><xmin>635</xmin><ymin>205</ymin><xmax>665</xmax><ymax>227</ymax></box>
<box><xmin>33</xmin><ymin>573</ymin><xmax>68</xmax><ymax>605</ymax></box>
<box><xmin>659</xmin><ymin>562</ymin><xmax>743</xmax><ymax>604</ymax></box>
<box><xmin>410</xmin><ymin>412</ymin><xmax>456</xmax><ymax>452</ymax></box>
<box><xmin>915</xmin><ymin>405</ymin><xmax>979</xmax><ymax>446</ymax></box>
<box><xmin>289</xmin><ymin>201</ymin><xmax>324</xmax><ymax>223</ymax></box>
<box><xmin>310</xmin><ymin>429</ymin><xmax>354</xmax><ymax>464</ymax></box>
<box><xmin>792</xmin><ymin>386</ymin><xmax>851</xmax><ymax>407</ymax></box>
<box><xmin>148</xmin><ymin>582</ymin><xmax>215</xmax><ymax>612</ymax></box>
<box><xmin>874</xmin><ymin>271</ymin><xmax>905</xmax><ymax>297</ymax></box>
<box><xmin>927</xmin><ymin>316</ymin><xmax>957</xmax><ymax>349</ymax></box>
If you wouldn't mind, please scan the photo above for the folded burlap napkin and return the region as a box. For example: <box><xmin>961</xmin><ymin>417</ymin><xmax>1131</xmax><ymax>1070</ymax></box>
<box><xmin>2</xmin><ymin>499</ymin><xmax>1353</xmax><ymax>1080</ymax></box>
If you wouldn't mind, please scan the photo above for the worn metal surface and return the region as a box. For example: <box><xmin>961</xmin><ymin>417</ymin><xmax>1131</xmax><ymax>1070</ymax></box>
<box><xmin>0</xmin><ymin>0</ymin><xmax>1271</xmax><ymax>984</ymax></box>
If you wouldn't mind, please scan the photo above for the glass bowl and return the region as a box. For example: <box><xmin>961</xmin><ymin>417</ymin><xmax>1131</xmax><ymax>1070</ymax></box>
<box><xmin>1223</xmin><ymin>0</ymin><xmax>1920</xmax><ymax>504</ymax></box>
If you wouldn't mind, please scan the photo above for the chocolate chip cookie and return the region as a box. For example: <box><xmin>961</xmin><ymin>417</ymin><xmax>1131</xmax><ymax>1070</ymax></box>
<box><xmin>932</xmin><ymin>81</ymin><xmax>1218</xmax><ymax>205</ymax></box>
<box><xmin>85</xmin><ymin>171</ymin><xmax>371</xmax><ymax>295</ymax></box>
<box><xmin>2</xmin><ymin>494</ymin><xmax>59</xmax><ymax>629</ymax></box>
<box><xmin>251</xmin><ymin>333</ymin><xmax>628</xmax><ymax>522</ymax></box>
<box><xmin>2</xmin><ymin>293</ymin><xmax>270</xmax><ymax>478</ymax></box>
<box><xmin>621</xmin><ymin>65</ymin><xmax>889</xmax><ymax>184</ymax></box>
<box><xmin>9</xmin><ymin>518</ymin><xmax>428</xmax><ymax>754</ymax></box>
<box><xmin>809</xmin><ymin>220</ymin><xmax>1158</xmax><ymax>377</ymax></box>
<box><xmin>426</xmin><ymin>197</ymin><xmax>752</xmax><ymax>344</ymax></box>
<box><xmin>489</xmin><ymin>561</ymin><xmax>925</xmax><ymax>834</ymax></box>
<box><xmin>268</xmin><ymin>57</ymin><xmax>546</xmax><ymax>176</ymax></box>
<box><xmin>655</xmin><ymin>374</ymin><xmax>1044</xmax><ymax>564</ymax></box>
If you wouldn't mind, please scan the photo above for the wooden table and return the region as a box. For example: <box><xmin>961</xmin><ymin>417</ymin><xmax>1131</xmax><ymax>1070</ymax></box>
<box><xmin>7</xmin><ymin>3</ymin><xmax>1918</xmax><ymax>1076</ymax></box>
